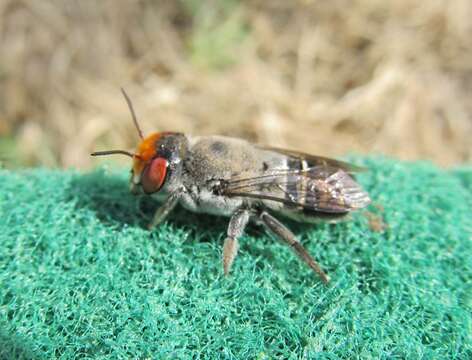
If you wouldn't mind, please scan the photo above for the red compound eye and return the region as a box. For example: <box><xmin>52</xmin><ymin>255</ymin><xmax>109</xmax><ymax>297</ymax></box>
<box><xmin>142</xmin><ymin>157</ymin><xmax>168</xmax><ymax>194</ymax></box>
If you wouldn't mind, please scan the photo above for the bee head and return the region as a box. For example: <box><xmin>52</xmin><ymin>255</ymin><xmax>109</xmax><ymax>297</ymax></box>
<box><xmin>91</xmin><ymin>89</ymin><xmax>187</xmax><ymax>195</ymax></box>
<box><xmin>130</xmin><ymin>131</ymin><xmax>186</xmax><ymax>194</ymax></box>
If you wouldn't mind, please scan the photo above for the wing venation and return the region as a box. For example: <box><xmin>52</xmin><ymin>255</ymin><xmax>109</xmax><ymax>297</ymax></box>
<box><xmin>218</xmin><ymin>165</ymin><xmax>370</xmax><ymax>213</ymax></box>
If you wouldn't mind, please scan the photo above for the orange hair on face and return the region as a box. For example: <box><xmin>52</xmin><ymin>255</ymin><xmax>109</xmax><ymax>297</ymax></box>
<box><xmin>132</xmin><ymin>132</ymin><xmax>161</xmax><ymax>176</ymax></box>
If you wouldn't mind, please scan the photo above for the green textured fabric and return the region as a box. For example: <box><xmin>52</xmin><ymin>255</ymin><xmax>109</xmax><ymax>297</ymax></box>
<box><xmin>0</xmin><ymin>158</ymin><xmax>471</xmax><ymax>359</ymax></box>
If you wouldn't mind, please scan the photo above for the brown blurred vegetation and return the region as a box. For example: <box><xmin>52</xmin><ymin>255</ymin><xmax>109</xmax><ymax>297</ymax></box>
<box><xmin>0</xmin><ymin>0</ymin><xmax>471</xmax><ymax>168</ymax></box>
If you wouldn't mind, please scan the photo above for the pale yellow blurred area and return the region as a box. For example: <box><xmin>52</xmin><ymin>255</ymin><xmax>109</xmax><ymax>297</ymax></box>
<box><xmin>0</xmin><ymin>0</ymin><xmax>471</xmax><ymax>168</ymax></box>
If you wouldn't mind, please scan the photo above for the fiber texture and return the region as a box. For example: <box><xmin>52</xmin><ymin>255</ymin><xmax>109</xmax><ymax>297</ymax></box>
<box><xmin>0</xmin><ymin>158</ymin><xmax>471</xmax><ymax>359</ymax></box>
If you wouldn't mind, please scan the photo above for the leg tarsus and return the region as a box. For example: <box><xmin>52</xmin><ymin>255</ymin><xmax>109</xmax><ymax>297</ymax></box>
<box><xmin>223</xmin><ymin>237</ymin><xmax>239</xmax><ymax>275</ymax></box>
<box><xmin>148</xmin><ymin>192</ymin><xmax>180</xmax><ymax>230</ymax></box>
<box><xmin>260</xmin><ymin>211</ymin><xmax>330</xmax><ymax>284</ymax></box>
<box><xmin>222</xmin><ymin>209</ymin><xmax>250</xmax><ymax>275</ymax></box>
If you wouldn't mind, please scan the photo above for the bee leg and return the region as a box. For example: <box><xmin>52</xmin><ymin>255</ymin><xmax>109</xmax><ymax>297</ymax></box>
<box><xmin>259</xmin><ymin>211</ymin><xmax>330</xmax><ymax>284</ymax></box>
<box><xmin>223</xmin><ymin>209</ymin><xmax>250</xmax><ymax>275</ymax></box>
<box><xmin>148</xmin><ymin>192</ymin><xmax>180</xmax><ymax>230</ymax></box>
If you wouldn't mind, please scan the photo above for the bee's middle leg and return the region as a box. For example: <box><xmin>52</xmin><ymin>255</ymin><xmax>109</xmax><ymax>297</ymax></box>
<box><xmin>222</xmin><ymin>209</ymin><xmax>250</xmax><ymax>275</ymax></box>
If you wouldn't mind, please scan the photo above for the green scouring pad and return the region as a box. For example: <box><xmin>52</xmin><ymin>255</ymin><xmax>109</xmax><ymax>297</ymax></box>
<box><xmin>0</xmin><ymin>157</ymin><xmax>471</xmax><ymax>359</ymax></box>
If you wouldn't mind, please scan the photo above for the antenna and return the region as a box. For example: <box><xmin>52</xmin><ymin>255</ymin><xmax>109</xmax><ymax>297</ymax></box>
<box><xmin>121</xmin><ymin>87</ymin><xmax>144</xmax><ymax>139</ymax></box>
<box><xmin>91</xmin><ymin>150</ymin><xmax>138</xmax><ymax>158</ymax></box>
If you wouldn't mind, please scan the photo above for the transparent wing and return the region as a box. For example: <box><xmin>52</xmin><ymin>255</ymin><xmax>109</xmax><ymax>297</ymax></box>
<box><xmin>218</xmin><ymin>166</ymin><xmax>370</xmax><ymax>213</ymax></box>
<box><xmin>258</xmin><ymin>146</ymin><xmax>368</xmax><ymax>173</ymax></box>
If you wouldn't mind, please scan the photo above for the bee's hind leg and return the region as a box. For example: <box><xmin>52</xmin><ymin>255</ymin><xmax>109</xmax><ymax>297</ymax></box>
<box><xmin>222</xmin><ymin>209</ymin><xmax>250</xmax><ymax>275</ymax></box>
<box><xmin>148</xmin><ymin>191</ymin><xmax>181</xmax><ymax>230</ymax></box>
<box><xmin>259</xmin><ymin>211</ymin><xmax>330</xmax><ymax>284</ymax></box>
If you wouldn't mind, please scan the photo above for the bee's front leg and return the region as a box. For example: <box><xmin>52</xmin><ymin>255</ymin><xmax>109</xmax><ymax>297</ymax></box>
<box><xmin>148</xmin><ymin>191</ymin><xmax>181</xmax><ymax>230</ymax></box>
<box><xmin>222</xmin><ymin>209</ymin><xmax>250</xmax><ymax>275</ymax></box>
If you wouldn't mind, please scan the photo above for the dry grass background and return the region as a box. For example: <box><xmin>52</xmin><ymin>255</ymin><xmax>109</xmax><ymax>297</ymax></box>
<box><xmin>0</xmin><ymin>0</ymin><xmax>471</xmax><ymax>168</ymax></box>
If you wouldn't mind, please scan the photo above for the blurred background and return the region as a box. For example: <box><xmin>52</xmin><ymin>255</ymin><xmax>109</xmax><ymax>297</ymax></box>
<box><xmin>0</xmin><ymin>0</ymin><xmax>471</xmax><ymax>169</ymax></box>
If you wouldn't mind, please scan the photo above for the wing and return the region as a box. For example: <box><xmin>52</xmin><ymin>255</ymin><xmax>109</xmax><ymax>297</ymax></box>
<box><xmin>258</xmin><ymin>146</ymin><xmax>367</xmax><ymax>173</ymax></box>
<box><xmin>217</xmin><ymin>155</ymin><xmax>370</xmax><ymax>214</ymax></box>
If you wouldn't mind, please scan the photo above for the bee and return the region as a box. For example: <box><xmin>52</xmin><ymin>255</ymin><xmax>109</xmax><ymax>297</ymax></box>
<box><xmin>91</xmin><ymin>89</ymin><xmax>371</xmax><ymax>284</ymax></box>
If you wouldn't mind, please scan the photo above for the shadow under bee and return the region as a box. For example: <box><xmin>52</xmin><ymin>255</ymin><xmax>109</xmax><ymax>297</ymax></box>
<box><xmin>67</xmin><ymin>170</ymin><xmax>229</xmax><ymax>240</ymax></box>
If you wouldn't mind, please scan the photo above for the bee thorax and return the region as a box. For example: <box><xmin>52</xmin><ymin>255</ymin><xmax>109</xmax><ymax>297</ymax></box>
<box><xmin>179</xmin><ymin>185</ymin><xmax>244</xmax><ymax>217</ymax></box>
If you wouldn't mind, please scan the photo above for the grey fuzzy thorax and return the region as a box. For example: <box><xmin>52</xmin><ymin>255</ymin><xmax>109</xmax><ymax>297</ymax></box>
<box><xmin>177</xmin><ymin>135</ymin><xmax>288</xmax><ymax>217</ymax></box>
